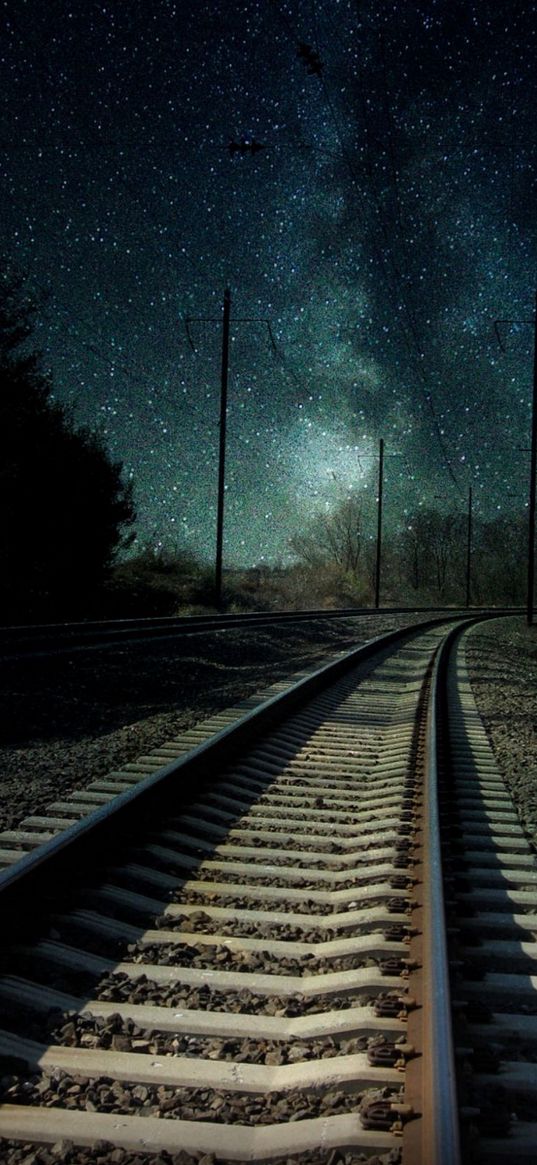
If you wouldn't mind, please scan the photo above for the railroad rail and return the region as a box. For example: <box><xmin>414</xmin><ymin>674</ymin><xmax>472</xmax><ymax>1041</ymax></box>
<box><xmin>0</xmin><ymin>615</ymin><xmax>534</xmax><ymax>1163</ymax></box>
<box><xmin>0</xmin><ymin>605</ymin><xmax>511</xmax><ymax>659</ymax></box>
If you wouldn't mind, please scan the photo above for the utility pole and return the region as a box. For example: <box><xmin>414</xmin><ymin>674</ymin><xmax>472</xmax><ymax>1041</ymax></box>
<box><xmin>465</xmin><ymin>485</ymin><xmax>472</xmax><ymax>609</ymax></box>
<box><xmin>372</xmin><ymin>441</ymin><xmax>403</xmax><ymax>609</ymax></box>
<box><xmin>215</xmin><ymin>288</ymin><xmax>231</xmax><ymax>610</ymax></box>
<box><xmin>185</xmin><ymin>292</ymin><xmax>274</xmax><ymax>610</ymax></box>
<box><xmin>375</xmin><ymin>438</ymin><xmax>384</xmax><ymax>609</ymax></box>
<box><xmin>494</xmin><ymin>291</ymin><xmax>537</xmax><ymax>625</ymax></box>
<box><xmin>527</xmin><ymin>289</ymin><xmax>537</xmax><ymax>625</ymax></box>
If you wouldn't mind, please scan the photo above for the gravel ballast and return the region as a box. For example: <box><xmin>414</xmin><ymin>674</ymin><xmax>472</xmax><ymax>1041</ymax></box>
<box><xmin>0</xmin><ymin>613</ymin><xmax>442</xmax><ymax>833</ymax></box>
<box><xmin>465</xmin><ymin>616</ymin><xmax>537</xmax><ymax>837</ymax></box>
<box><xmin>1</xmin><ymin>611</ymin><xmax>534</xmax><ymax>850</ymax></box>
<box><xmin>1</xmin><ymin>612</ymin><xmax>528</xmax><ymax>1165</ymax></box>
<box><xmin>0</xmin><ymin>1147</ymin><xmax>401</xmax><ymax>1165</ymax></box>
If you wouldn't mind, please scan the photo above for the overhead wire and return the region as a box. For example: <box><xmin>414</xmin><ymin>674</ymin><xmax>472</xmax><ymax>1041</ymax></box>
<box><xmin>46</xmin><ymin>301</ymin><xmax>167</xmax><ymax>406</ymax></box>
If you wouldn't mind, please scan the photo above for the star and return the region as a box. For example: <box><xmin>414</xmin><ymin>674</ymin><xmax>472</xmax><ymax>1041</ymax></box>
<box><xmin>1</xmin><ymin>0</ymin><xmax>535</xmax><ymax>567</ymax></box>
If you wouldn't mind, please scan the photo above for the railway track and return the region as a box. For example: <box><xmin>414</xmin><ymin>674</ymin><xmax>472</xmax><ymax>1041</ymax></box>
<box><xmin>0</xmin><ymin>606</ymin><xmax>504</xmax><ymax>659</ymax></box>
<box><xmin>0</xmin><ymin>616</ymin><xmax>534</xmax><ymax>1163</ymax></box>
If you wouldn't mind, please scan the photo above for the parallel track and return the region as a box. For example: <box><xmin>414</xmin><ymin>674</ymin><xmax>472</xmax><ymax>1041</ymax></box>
<box><xmin>0</xmin><ymin>617</ymin><xmax>534</xmax><ymax>1163</ymax></box>
<box><xmin>440</xmin><ymin>624</ymin><xmax>537</xmax><ymax>1162</ymax></box>
<box><xmin>0</xmin><ymin>606</ymin><xmax>510</xmax><ymax>659</ymax></box>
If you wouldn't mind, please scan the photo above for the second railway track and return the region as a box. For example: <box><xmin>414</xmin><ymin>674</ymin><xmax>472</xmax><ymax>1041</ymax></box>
<box><xmin>0</xmin><ymin>616</ymin><xmax>535</xmax><ymax>1164</ymax></box>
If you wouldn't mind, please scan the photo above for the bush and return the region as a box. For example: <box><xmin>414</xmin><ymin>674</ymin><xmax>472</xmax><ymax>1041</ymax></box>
<box><xmin>104</xmin><ymin>546</ymin><xmax>215</xmax><ymax>617</ymax></box>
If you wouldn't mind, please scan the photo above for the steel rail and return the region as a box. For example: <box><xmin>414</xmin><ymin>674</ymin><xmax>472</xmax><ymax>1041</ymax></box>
<box><xmin>0</xmin><ymin>612</ymin><xmax>510</xmax><ymax>1164</ymax></box>
<box><xmin>442</xmin><ymin>619</ymin><xmax>537</xmax><ymax>1158</ymax></box>
<box><xmin>423</xmin><ymin>632</ymin><xmax>462</xmax><ymax>1165</ymax></box>
<box><xmin>404</xmin><ymin>616</ymin><xmax>495</xmax><ymax>1164</ymax></box>
<box><xmin>0</xmin><ymin>618</ymin><xmax>449</xmax><ymax>912</ymax></box>
<box><xmin>409</xmin><ymin>621</ymin><xmax>464</xmax><ymax>1165</ymax></box>
<box><xmin>0</xmin><ymin>614</ymin><xmax>507</xmax><ymax>912</ymax></box>
<box><xmin>0</xmin><ymin>605</ymin><xmax>518</xmax><ymax>659</ymax></box>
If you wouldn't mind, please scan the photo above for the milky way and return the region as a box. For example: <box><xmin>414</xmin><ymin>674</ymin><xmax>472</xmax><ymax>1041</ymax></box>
<box><xmin>1</xmin><ymin>0</ymin><xmax>536</xmax><ymax>565</ymax></box>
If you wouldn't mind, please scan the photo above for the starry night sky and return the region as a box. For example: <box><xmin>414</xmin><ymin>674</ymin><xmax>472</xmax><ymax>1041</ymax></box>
<box><xmin>2</xmin><ymin>0</ymin><xmax>537</xmax><ymax>566</ymax></box>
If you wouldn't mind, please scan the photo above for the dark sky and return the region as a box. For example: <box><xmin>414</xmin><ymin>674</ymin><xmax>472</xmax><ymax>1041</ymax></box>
<box><xmin>2</xmin><ymin>0</ymin><xmax>537</xmax><ymax>565</ymax></box>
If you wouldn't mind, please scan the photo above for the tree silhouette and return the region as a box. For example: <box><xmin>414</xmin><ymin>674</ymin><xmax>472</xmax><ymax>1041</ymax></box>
<box><xmin>0</xmin><ymin>267</ymin><xmax>136</xmax><ymax>622</ymax></box>
<box><xmin>289</xmin><ymin>495</ymin><xmax>366</xmax><ymax>574</ymax></box>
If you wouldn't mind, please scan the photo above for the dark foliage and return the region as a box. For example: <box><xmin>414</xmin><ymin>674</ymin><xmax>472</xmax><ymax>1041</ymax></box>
<box><xmin>0</xmin><ymin>268</ymin><xmax>136</xmax><ymax>622</ymax></box>
<box><xmin>104</xmin><ymin>546</ymin><xmax>215</xmax><ymax>616</ymax></box>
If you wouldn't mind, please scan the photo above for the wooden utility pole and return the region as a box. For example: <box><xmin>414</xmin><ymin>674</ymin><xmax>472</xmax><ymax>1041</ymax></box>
<box><xmin>185</xmin><ymin>292</ymin><xmax>273</xmax><ymax>610</ymax></box>
<box><xmin>527</xmin><ymin>289</ymin><xmax>537</xmax><ymax>625</ymax></box>
<box><xmin>375</xmin><ymin>438</ymin><xmax>384</xmax><ymax>609</ymax></box>
<box><xmin>465</xmin><ymin>485</ymin><xmax>472</xmax><ymax>608</ymax></box>
<box><xmin>494</xmin><ymin>293</ymin><xmax>537</xmax><ymax>625</ymax></box>
<box><xmin>215</xmin><ymin>288</ymin><xmax>231</xmax><ymax>610</ymax></box>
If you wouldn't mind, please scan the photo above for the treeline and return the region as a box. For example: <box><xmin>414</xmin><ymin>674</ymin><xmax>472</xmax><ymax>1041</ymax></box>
<box><xmin>106</xmin><ymin>498</ymin><xmax>527</xmax><ymax>616</ymax></box>
<box><xmin>1</xmin><ymin>267</ymin><xmax>527</xmax><ymax>623</ymax></box>
<box><xmin>393</xmin><ymin>507</ymin><xmax>526</xmax><ymax>607</ymax></box>
<box><xmin>287</xmin><ymin>496</ymin><xmax>527</xmax><ymax>609</ymax></box>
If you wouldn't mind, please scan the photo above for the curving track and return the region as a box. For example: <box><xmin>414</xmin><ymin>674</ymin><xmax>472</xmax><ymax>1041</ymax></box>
<box><xmin>440</xmin><ymin>625</ymin><xmax>537</xmax><ymax>1162</ymax></box>
<box><xmin>0</xmin><ymin>616</ymin><xmax>534</xmax><ymax>1164</ymax></box>
<box><xmin>0</xmin><ymin>606</ymin><xmax>501</xmax><ymax>660</ymax></box>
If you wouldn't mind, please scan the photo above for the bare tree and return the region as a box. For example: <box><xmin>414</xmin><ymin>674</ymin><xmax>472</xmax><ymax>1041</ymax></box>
<box><xmin>289</xmin><ymin>496</ymin><xmax>365</xmax><ymax>574</ymax></box>
<box><xmin>399</xmin><ymin>509</ymin><xmax>464</xmax><ymax>600</ymax></box>
<box><xmin>473</xmin><ymin>515</ymin><xmax>526</xmax><ymax>605</ymax></box>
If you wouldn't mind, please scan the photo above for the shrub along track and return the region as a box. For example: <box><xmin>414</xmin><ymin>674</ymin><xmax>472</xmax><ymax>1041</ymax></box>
<box><xmin>0</xmin><ymin>617</ymin><xmax>533</xmax><ymax>1164</ymax></box>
